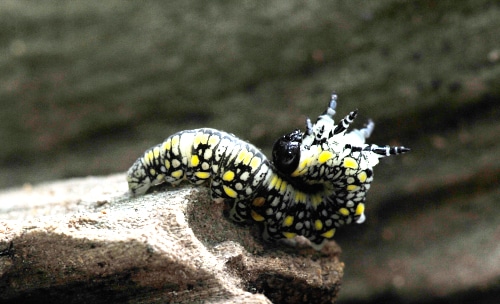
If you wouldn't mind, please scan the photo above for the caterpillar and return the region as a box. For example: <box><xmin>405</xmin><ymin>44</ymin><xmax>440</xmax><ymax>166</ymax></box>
<box><xmin>127</xmin><ymin>92</ymin><xmax>409</xmax><ymax>249</ymax></box>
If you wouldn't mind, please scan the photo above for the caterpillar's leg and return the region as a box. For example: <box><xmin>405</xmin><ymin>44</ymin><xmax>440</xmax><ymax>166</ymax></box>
<box><xmin>221</xmin><ymin>197</ymin><xmax>254</xmax><ymax>224</ymax></box>
<box><xmin>127</xmin><ymin>144</ymin><xmax>186</xmax><ymax>196</ymax></box>
<box><xmin>309</xmin><ymin>238</ymin><xmax>327</xmax><ymax>251</ymax></box>
<box><xmin>126</xmin><ymin>145</ymin><xmax>172</xmax><ymax>195</ymax></box>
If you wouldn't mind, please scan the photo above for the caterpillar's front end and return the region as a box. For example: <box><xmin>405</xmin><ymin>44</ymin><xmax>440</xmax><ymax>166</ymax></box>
<box><xmin>271</xmin><ymin>92</ymin><xmax>409</xmax><ymax>247</ymax></box>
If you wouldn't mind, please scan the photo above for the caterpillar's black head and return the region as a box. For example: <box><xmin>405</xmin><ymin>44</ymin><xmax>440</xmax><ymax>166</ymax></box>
<box><xmin>272</xmin><ymin>129</ymin><xmax>302</xmax><ymax>175</ymax></box>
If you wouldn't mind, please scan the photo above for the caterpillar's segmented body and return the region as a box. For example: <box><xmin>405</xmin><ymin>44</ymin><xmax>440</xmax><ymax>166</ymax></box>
<box><xmin>127</xmin><ymin>92</ymin><xmax>409</xmax><ymax>249</ymax></box>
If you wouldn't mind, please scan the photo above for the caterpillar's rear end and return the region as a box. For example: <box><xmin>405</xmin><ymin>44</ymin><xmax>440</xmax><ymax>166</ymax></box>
<box><xmin>127</xmin><ymin>129</ymin><xmax>198</xmax><ymax>195</ymax></box>
<box><xmin>127</xmin><ymin>127</ymin><xmax>273</xmax><ymax>201</ymax></box>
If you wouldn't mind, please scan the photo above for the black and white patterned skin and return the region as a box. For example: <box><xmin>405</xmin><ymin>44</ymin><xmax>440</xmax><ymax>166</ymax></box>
<box><xmin>127</xmin><ymin>92</ymin><xmax>409</xmax><ymax>249</ymax></box>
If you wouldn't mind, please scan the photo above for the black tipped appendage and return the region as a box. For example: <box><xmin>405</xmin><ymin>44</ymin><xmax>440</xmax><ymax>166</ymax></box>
<box><xmin>369</xmin><ymin>145</ymin><xmax>410</xmax><ymax>157</ymax></box>
<box><xmin>333</xmin><ymin>109</ymin><xmax>358</xmax><ymax>135</ymax></box>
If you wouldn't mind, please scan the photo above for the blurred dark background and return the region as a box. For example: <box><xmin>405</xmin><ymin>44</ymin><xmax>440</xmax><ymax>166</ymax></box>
<box><xmin>0</xmin><ymin>1</ymin><xmax>499</xmax><ymax>303</ymax></box>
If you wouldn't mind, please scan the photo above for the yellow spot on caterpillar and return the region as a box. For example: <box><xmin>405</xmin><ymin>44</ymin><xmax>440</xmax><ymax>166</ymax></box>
<box><xmin>208</xmin><ymin>135</ymin><xmax>220</xmax><ymax>145</ymax></box>
<box><xmin>251</xmin><ymin>210</ymin><xmax>265</xmax><ymax>222</ymax></box>
<box><xmin>200</xmin><ymin>133</ymin><xmax>209</xmax><ymax>145</ymax></box>
<box><xmin>274</xmin><ymin>176</ymin><xmax>282</xmax><ymax>191</ymax></box>
<box><xmin>237</xmin><ymin>150</ymin><xmax>247</xmax><ymax>163</ymax></box>
<box><xmin>191</xmin><ymin>155</ymin><xmax>200</xmax><ymax>167</ymax></box>
<box><xmin>162</xmin><ymin>139</ymin><xmax>171</xmax><ymax>151</ymax></box>
<box><xmin>252</xmin><ymin>197</ymin><xmax>266</xmax><ymax>207</ymax></box>
<box><xmin>171</xmin><ymin>135</ymin><xmax>180</xmax><ymax>147</ymax></box>
<box><xmin>343</xmin><ymin>157</ymin><xmax>358</xmax><ymax>169</ymax></box>
<box><xmin>149</xmin><ymin>168</ymin><xmax>156</xmax><ymax>176</ymax></box>
<box><xmin>314</xmin><ymin>219</ymin><xmax>323</xmax><ymax>231</ymax></box>
<box><xmin>291</xmin><ymin>158</ymin><xmax>310</xmax><ymax>177</ymax></box>
<box><xmin>144</xmin><ymin>150</ymin><xmax>154</xmax><ymax>165</ymax></box>
<box><xmin>250</xmin><ymin>157</ymin><xmax>261</xmax><ymax>171</ymax></box>
<box><xmin>156</xmin><ymin>174</ymin><xmax>165</xmax><ymax>181</ymax></box>
<box><xmin>194</xmin><ymin>171</ymin><xmax>210</xmax><ymax>179</ymax></box>
<box><xmin>222</xmin><ymin>170</ymin><xmax>235</xmax><ymax>182</ymax></box>
<box><xmin>164</xmin><ymin>159</ymin><xmax>171</xmax><ymax>169</ymax></box>
<box><xmin>311</xmin><ymin>195</ymin><xmax>322</xmax><ymax>207</ymax></box>
<box><xmin>294</xmin><ymin>191</ymin><xmax>307</xmax><ymax>204</ymax></box>
<box><xmin>339</xmin><ymin>208</ymin><xmax>350</xmax><ymax>216</ymax></box>
<box><xmin>347</xmin><ymin>185</ymin><xmax>360</xmax><ymax>191</ymax></box>
<box><xmin>193</xmin><ymin>133</ymin><xmax>202</xmax><ymax>146</ymax></box>
<box><xmin>318</xmin><ymin>151</ymin><xmax>334</xmax><ymax>164</ymax></box>
<box><xmin>355</xmin><ymin>203</ymin><xmax>365</xmax><ymax>216</ymax></box>
<box><xmin>321</xmin><ymin>229</ymin><xmax>336</xmax><ymax>239</ymax></box>
<box><xmin>269</xmin><ymin>174</ymin><xmax>279</xmax><ymax>190</ymax></box>
<box><xmin>282</xmin><ymin>232</ymin><xmax>296</xmax><ymax>239</ymax></box>
<box><xmin>171</xmin><ymin>170</ymin><xmax>183</xmax><ymax>179</ymax></box>
<box><xmin>279</xmin><ymin>180</ymin><xmax>287</xmax><ymax>193</ymax></box>
<box><xmin>283</xmin><ymin>216</ymin><xmax>294</xmax><ymax>227</ymax></box>
<box><xmin>223</xmin><ymin>185</ymin><xmax>238</xmax><ymax>198</ymax></box>
<box><xmin>357</xmin><ymin>171</ymin><xmax>367</xmax><ymax>183</ymax></box>
<box><xmin>153</xmin><ymin>147</ymin><xmax>160</xmax><ymax>159</ymax></box>
<box><xmin>242</xmin><ymin>152</ymin><xmax>254</xmax><ymax>166</ymax></box>
<box><xmin>294</xmin><ymin>192</ymin><xmax>301</xmax><ymax>203</ymax></box>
